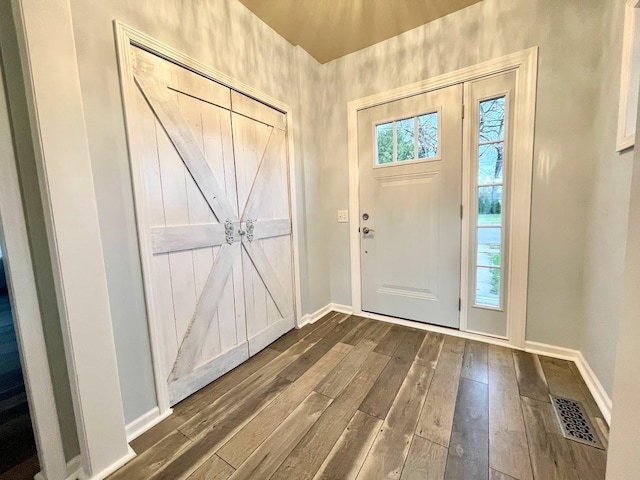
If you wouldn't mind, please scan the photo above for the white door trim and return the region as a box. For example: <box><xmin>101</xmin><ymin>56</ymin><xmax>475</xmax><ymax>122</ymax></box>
<box><xmin>12</xmin><ymin>0</ymin><xmax>133</xmax><ymax>477</ymax></box>
<box><xmin>616</xmin><ymin>0</ymin><xmax>640</xmax><ymax>151</ymax></box>
<box><xmin>0</xmin><ymin>55</ymin><xmax>68</xmax><ymax>480</ymax></box>
<box><xmin>114</xmin><ymin>21</ymin><xmax>303</xmax><ymax>417</ymax></box>
<box><xmin>348</xmin><ymin>48</ymin><xmax>538</xmax><ymax>349</ymax></box>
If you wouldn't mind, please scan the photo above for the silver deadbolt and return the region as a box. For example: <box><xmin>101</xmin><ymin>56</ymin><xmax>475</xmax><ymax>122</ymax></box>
<box><xmin>362</xmin><ymin>213</ymin><xmax>369</xmax><ymax>220</ymax></box>
<box><xmin>362</xmin><ymin>227</ymin><xmax>375</xmax><ymax>235</ymax></box>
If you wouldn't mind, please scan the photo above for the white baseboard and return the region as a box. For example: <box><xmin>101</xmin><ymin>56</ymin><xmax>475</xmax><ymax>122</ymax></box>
<box><xmin>60</xmin><ymin>446</ymin><xmax>136</xmax><ymax>480</ymax></box>
<box><xmin>65</xmin><ymin>455</ymin><xmax>84</xmax><ymax>480</ymax></box>
<box><xmin>524</xmin><ymin>340</ymin><xmax>579</xmax><ymax>361</ymax></box>
<box><xmin>329</xmin><ymin>303</ymin><xmax>353</xmax><ymax>315</ymax></box>
<box><xmin>574</xmin><ymin>351</ymin><xmax>612</xmax><ymax>425</ymax></box>
<box><xmin>35</xmin><ymin>453</ymin><xmax>85</xmax><ymax>480</ymax></box>
<box><xmin>297</xmin><ymin>303</ymin><xmax>355</xmax><ymax>329</ymax></box>
<box><xmin>125</xmin><ymin>406</ymin><xmax>173</xmax><ymax>442</ymax></box>
<box><xmin>297</xmin><ymin>304</ymin><xmax>334</xmax><ymax>328</ymax></box>
<box><xmin>525</xmin><ymin>340</ymin><xmax>611</xmax><ymax>424</ymax></box>
<box><xmin>88</xmin><ymin>447</ymin><xmax>136</xmax><ymax>480</ymax></box>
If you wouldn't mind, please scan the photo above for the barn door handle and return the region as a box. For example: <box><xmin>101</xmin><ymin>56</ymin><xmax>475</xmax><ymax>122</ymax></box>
<box><xmin>224</xmin><ymin>219</ymin><xmax>234</xmax><ymax>244</ymax></box>
<box><xmin>238</xmin><ymin>220</ymin><xmax>255</xmax><ymax>242</ymax></box>
<box><xmin>245</xmin><ymin>220</ymin><xmax>254</xmax><ymax>242</ymax></box>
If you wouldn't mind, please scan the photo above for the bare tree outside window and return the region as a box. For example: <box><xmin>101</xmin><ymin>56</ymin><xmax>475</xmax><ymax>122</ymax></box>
<box><xmin>476</xmin><ymin>96</ymin><xmax>506</xmax><ymax>308</ymax></box>
<box><xmin>418</xmin><ymin>112</ymin><xmax>438</xmax><ymax>159</ymax></box>
<box><xmin>478</xmin><ymin>97</ymin><xmax>505</xmax><ymax>182</ymax></box>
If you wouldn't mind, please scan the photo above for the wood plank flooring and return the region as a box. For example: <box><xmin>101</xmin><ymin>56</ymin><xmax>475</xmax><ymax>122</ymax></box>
<box><xmin>0</xmin><ymin>290</ymin><xmax>37</xmax><ymax>478</ymax></box>
<box><xmin>110</xmin><ymin>312</ymin><xmax>608</xmax><ymax>480</ymax></box>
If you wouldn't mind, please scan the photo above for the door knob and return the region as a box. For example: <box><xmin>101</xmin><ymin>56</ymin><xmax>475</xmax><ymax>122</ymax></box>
<box><xmin>362</xmin><ymin>227</ymin><xmax>375</xmax><ymax>235</ymax></box>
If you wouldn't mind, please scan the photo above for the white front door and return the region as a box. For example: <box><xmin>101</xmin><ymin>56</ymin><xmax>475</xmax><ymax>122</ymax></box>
<box><xmin>358</xmin><ymin>85</ymin><xmax>463</xmax><ymax>327</ymax></box>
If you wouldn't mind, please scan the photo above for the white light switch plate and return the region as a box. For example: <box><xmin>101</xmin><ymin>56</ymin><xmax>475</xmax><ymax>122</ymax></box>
<box><xmin>337</xmin><ymin>210</ymin><xmax>349</xmax><ymax>223</ymax></box>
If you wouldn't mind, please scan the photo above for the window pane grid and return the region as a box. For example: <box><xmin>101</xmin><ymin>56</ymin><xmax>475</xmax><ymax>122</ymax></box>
<box><xmin>418</xmin><ymin>112</ymin><xmax>438</xmax><ymax>159</ymax></box>
<box><xmin>375</xmin><ymin>122</ymin><xmax>393</xmax><ymax>164</ymax></box>
<box><xmin>375</xmin><ymin>111</ymin><xmax>438</xmax><ymax>165</ymax></box>
<box><xmin>392</xmin><ymin>122</ymin><xmax>397</xmax><ymax>163</ymax></box>
<box><xmin>396</xmin><ymin>117</ymin><xmax>414</xmax><ymax>162</ymax></box>
<box><xmin>474</xmin><ymin>96</ymin><xmax>506</xmax><ymax>309</ymax></box>
<box><xmin>413</xmin><ymin>117</ymin><xmax>418</xmax><ymax>160</ymax></box>
<box><xmin>478</xmin><ymin>139</ymin><xmax>505</xmax><ymax>146</ymax></box>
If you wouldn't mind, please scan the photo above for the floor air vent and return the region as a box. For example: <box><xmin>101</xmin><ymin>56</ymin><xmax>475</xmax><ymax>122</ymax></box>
<box><xmin>550</xmin><ymin>395</ymin><xmax>604</xmax><ymax>449</ymax></box>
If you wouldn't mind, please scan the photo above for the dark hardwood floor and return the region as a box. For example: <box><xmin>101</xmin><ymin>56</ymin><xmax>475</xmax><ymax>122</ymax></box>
<box><xmin>0</xmin><ymin>290</ymin><xmax>38</xmax><ymax>479</ymax></box>
<box><xmin>110</xmin><ymin>312</ymin><xmax>608</xmax><ymax>480</ymax></box>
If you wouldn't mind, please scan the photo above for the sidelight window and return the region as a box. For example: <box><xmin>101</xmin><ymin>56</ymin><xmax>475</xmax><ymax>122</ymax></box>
<box><xmin>474</xmin><ymin>97</ymin><xmax>506</xmax><ymax>308</ymax></box>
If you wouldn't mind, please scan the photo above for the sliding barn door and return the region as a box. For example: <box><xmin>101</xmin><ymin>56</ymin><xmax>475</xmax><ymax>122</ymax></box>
<box><xmin>128</xmin><ymin>47</ymin><xmax>294</xmax><ymax>405</ymax></box>
<box><xmin>231</xmin><ymin>92</ymin><xmax>295</xmax><ymax>355</ymax></box>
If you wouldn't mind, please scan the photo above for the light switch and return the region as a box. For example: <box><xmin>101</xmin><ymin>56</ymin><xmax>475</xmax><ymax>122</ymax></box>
<box><xmin>337</xmin><ymin>210</ymin><xmax>349</xmax><ymax>223</ymax></box>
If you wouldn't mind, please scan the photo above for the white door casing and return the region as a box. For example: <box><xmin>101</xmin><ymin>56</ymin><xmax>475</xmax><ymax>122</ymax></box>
<box><xmin>358</xmin><ymin>86</ymin><xmax>463</xmax><ymax>327</ymax></box>
<box><xmin>126</xmin><ymin>44</ymin><xmax>296</xmax><ymax>406</ymax></box>
<box><xmin>0</xmin><ymin>52</ymin><xmax>68</xmax><ymax>480</ymax></box>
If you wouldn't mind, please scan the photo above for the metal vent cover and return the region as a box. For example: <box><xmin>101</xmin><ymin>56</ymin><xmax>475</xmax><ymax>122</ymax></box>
<box><xmin>550</xmin><ymin>395</ymin><xmax>604</xmax><ymax>449</ymax></box>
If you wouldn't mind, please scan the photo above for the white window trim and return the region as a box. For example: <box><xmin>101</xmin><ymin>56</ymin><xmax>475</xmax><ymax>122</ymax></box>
<box><xmin>617</xmin><ymin>0</ymin><xmax>640</xmax><ymax>152</ymax></box>
<box><xmin>348</xmin><ymin>48</ymin><xmax>538</xmax><ymax>349</ymax></box>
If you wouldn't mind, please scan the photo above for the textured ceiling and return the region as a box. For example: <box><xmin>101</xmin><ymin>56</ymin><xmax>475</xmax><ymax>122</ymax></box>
<box><xmin>236</xmin><ymin>0</ymin><xmax>482</xmax><ymax>64</ymax></box>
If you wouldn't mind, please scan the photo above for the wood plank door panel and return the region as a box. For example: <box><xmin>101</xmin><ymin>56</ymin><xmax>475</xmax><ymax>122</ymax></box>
<box><xmin>232</xmin><ymin>107</ymin><xmax>295</xmax><ymax>355</ymax></box>
<box><xmin>132</xmin><ymin>47</ymin><xmax>247</xmax><ymax>405</ymax></box>
<box><xmin>127</xmin><ymin>46</ymin><xmax>295</xmax><ymax>405</ymax></box>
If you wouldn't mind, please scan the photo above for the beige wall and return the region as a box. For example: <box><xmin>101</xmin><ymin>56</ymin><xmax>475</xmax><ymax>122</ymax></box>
<box><xmin>580</xmin><ymin>0</ymin><xmax>633</xmax><ymax>396</ymax></box>
<box><xmin>68</xmin><ymin>0</ymin><xmax>332</xmax><ymax>422</ymax></box>
<box><xmin>295</xmin><ymin>47</ymin><xmax>333</xmax><ymax>315</ymax></box>
<box><xmin>606</xmin><ymin>84</ymin><xmax>640</xmax><ymax>480</ymax></box>
<box><xmin>321</xmin><ymin>0</ymin><xmax>620</xmax><ymax>355</ymax></box>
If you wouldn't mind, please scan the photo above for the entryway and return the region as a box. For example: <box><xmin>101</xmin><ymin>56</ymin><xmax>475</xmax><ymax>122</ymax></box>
<box><xmin>349</xmin><ymin>50</ymin><xmax>537</xmax><ymax>347</ymax></box>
